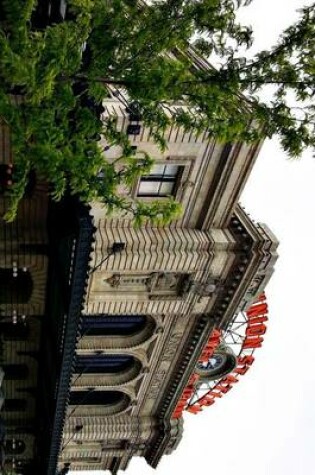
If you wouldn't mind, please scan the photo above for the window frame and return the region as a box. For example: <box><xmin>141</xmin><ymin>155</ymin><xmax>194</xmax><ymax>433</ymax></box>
<box><xmin>133</xmin><ymin>157</ymin><xmax>195</xmax><ymax>201</ymax></box>
<box><xmin>137</xmin><ymin>164</ymin><xmax>183</xmax><ymax>198</ymax></box>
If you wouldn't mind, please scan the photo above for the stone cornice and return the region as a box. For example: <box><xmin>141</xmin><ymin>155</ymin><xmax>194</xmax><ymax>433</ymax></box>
<box><xmin>145</xmin><ymin>314</ymin><xmax>210</xmax><ymax>467</ymax></box>
<box><xmin>145</xmin><ymin>214</ymin><xmax>256</xmax><ymax>467</ymax></box>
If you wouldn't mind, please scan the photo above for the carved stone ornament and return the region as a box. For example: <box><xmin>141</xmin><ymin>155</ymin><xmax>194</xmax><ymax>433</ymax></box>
<box><xmin>191</xmin><ymin>279</ymin><xmax>220</xmax><ymax>297</ymax></box>
<box><xmin>147</xmin><ymin>272</ymin><xmax>179</xmax><ymax>292</ymax></box>
<box><xmin>103</xmin><ymin>272</ymin><xmax>192</xmax><ymax>297</ymax></box>
<box><xmin>105</xmin><ymin>274</ymin><xmax>121</xmax><ymax>287</ymax></box>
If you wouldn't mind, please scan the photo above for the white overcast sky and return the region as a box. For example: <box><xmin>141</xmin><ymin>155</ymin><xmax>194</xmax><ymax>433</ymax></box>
<box><xmin>73</xmin><ymin>1</ymin><xmax>315</xmax><ymax>474</ymax></box>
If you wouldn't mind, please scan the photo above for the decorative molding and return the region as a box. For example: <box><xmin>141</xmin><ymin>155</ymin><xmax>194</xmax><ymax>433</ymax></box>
<box><xmin>146</xmin><ymin>370</ymin><xmax>167</xmax><ymax>400</ymax></box>
<box><xmin>160</xmin><ymin>332</ymin><xmax>184</xmax><ymax>363</ymax></box>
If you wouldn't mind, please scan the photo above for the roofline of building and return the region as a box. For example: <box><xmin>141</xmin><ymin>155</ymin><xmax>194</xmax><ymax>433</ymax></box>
<box><xmin>47</xmin><ymin>200</ymin><xmax>95</xmax><ymax>475</ymax></box>
<box><xmin>144</xmin><ymin>208</ymin><xmax>278</xmax><ymax>466</ymax></box>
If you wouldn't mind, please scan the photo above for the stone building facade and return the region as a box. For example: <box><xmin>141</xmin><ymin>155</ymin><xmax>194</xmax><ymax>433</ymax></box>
<box><xmin>0</xmin><ymin>9</ymin><xmax>278</xmax><ymax>473</ymax></box>
<box><xmin>55</xmin><ymin>91</ymin><xmax>278</xmax><ymax>473</ymax></box>
<box><xmin>0</xmin><ymin>92</ymin><xmax>278</xmax><ymax>475</ymax></box>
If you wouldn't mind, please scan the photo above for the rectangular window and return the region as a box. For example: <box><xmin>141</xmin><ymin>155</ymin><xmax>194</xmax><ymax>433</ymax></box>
<box><xmin>127</xmin><ymin>124</ymin><xmax>141</xmax><ymax>135</ymax></box>
<box><xmin>138</xmin><ymin>164</ymin><xmax>182</xmax><ymax>197</ymax></box>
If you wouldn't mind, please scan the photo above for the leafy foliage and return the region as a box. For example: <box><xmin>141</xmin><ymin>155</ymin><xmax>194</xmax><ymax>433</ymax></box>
<box><xmin>0</xmin><ymin>0</ymin><xmax>314</xmax><ymax>220</ymax></box>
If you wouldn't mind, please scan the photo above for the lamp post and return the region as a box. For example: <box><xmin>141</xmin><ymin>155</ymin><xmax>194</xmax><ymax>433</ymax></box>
<box><xmin>89</xmin><ymin>242</ymin><xmax>125</xmax><ymax>275</ymax></box>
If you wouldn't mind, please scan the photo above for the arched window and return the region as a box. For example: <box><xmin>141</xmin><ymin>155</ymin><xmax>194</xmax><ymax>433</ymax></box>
<box><xmin>69</xmin><ymin>390</ymin><xmax>124</xmax><ymax>406</ymax></box>
<box><xmin>75</xmin><ymin>355</ymin><xmax>133</xmax><ymax>374</ymax></box>
<box><xmin>2</xmin><ymin>364</ymin><xmax>29</xmax><ymax>380</ymax></box>
<box><xmin>0</xmin><ymin>269</ymin><xmax>33</xmax><ymax>304</ymax></box>
<box><xmin>81</xmin><ymin>315</ymin><xmax>146</xmax><ymax>336</ymax></box>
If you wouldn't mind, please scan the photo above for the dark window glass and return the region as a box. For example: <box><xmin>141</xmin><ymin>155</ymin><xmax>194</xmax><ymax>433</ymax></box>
<box><xmin>69</xmin><ymin>390</ymin><xmax>123</xmax><ymax>406</ymax></box>
<box><xmin>19</xmin><ymin>243</ymin><xmax>49</xmax><ymax>255</ymax></box>
<box><xmin>138</xmin><ymin>164</ymin><xmax>181</xmax><ymax>197</ymax></box>
<box><xmin>2</xmin><ymin>364</ymin><xmax>29</xmax><ymax>380</ymax></box>
<box><xmin>75</xmin><ymin>355</ymin><xmax>133</xmax><ymax>374</ymax></box>
<box><xmin>5</xmin><ymin>399</ymin><xmax>27</xmax><ymax>412</ymax></box>
<box><xmin>110</xmin><ymin>457</ymin><xmax>119</xmax><ymax>472</ymax></box>
<box><xmin>0</xmin><ymin>322</ymin><xmax>29</xmax><ymax>341</ymax></box>
<box><xmin>0</xmin><ymin>269</ymin><xmax>33</xmax><ymax>304</ymax></box>
<box><xmin>127</xmin><ymin>124</ymin><xmax>141</xmax><ymax>135</ymax></box>
<box><xmin>81</xmin><ymin>315</ymin><xmax>146</xmax><ymax>337</ymax></box>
